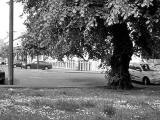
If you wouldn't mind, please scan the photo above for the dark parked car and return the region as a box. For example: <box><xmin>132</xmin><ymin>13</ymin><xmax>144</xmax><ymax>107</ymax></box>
<box><xmin>22</xmin><ymin>61</ymin><xmax>52</xmax><ymax>70</ymax></box>
<box><xmin>0</xmin><ymin>61</ymin><xmax>6</xmax><ymax>65</ymax></box>
<box><xmin>14</xmin><ymin>61</ymin><xmax>23</xmax><ymax>67</ymax></box>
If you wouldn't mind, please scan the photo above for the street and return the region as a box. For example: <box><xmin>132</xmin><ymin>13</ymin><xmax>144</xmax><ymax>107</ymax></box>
<box><xmin>1</xmin><ymin>65</ymin><xmax>106</xmax><ymax>87</ymax></box>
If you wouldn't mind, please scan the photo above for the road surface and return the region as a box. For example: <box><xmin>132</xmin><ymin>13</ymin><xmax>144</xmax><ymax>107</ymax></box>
<box><xmin>1</xmin><ymin>65</ymin><xmax>106</xmax><ymax>87</ymax></box>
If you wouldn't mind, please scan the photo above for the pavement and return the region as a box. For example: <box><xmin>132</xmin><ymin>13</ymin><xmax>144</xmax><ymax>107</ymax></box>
<box><xmin>0</xmin><ymin>67</ymin><xmax>156</xmax><ymax>89</ymax></box>
<box><xmin>1</xmin><ymin>66</ymin><xmax>107</xmax><ymax>88</ymax></box>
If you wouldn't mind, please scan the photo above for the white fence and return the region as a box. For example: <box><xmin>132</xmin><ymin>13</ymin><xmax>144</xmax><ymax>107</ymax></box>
<box><xmin>52</xmin><ymin>60</ymin><xmax>76</xmax><ymax>69</ymax></box>
<box><xmin>52</xmin><ymin>60</ymin><xmax>91</xmax><ymax>71</ymax></box>
<box><xmin>78</xmin><ymin>61</ymin><xmax>91</xmax><ymax>71</ymax></box>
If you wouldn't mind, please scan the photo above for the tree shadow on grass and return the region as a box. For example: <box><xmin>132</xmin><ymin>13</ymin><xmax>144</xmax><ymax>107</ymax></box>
<box><xmin>130</xmin><ymin>80</ymin><xmax>160</xmax><ymax>96</ymax></box>
<box><xmin>132</xmin><ymin>80</ymin><xmax>160</xmax><ymax>87</ymax></box>
<box><xmin>70</xmin><ymin>78</ymin><xmax>106</xmax><ymax>87</ymax></box>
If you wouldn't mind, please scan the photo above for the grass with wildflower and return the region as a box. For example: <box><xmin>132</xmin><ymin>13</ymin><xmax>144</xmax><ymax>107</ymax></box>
<box><xmin>0</xmin><ymin>86</ymin><xmax>160</xmax><ymax>120</ymax></box>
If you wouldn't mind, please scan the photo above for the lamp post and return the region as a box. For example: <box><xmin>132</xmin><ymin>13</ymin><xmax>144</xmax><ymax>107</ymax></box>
<box><xmin>8</xmin><ymin>0</ymin><xmax>14</xmax><ymax>85</ymax></box>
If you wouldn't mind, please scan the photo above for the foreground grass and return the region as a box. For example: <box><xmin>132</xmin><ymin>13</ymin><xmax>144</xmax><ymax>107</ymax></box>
<box><xmin>0</xmin><ymin>86</ymin><xmax>160</xmax><ymax>120</ymax></box>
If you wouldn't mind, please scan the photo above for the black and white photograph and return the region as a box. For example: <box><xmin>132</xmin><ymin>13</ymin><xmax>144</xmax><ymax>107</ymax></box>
<box><xmin>0</xmin><ymin>0</ymin><xmax>160</xmax><ymax>119</ymax></box>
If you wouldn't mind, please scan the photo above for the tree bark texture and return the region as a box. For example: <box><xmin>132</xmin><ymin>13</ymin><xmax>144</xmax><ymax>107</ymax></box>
<box><xmin>107</xmin><ymin>23</ymin><xmax>134</xmax><ymax>89</ymax></box>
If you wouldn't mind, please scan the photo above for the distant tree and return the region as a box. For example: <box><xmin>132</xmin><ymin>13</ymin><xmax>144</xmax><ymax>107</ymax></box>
<box><xmin>21</xmin><ymin>33</ymin><xmax>50</xmax><ymax>68</ymax></box>
<box><xmin>0</xmin><ymin>44</ymin><xmax>9</xmax><ymax>59</ymax></box>
<box><xmin>16</xmin><ymin>0</ymin><xmax>160</xmax><ymax>89</ymax></box>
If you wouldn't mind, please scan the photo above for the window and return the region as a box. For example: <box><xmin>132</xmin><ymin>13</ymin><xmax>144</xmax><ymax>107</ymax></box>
<box><xmin>135</xmin><ymin>67</ymin><xmax>142</xmax><ymax>71</ymax></box>
<box><xmin>129</xmin><ymin>65</ymin><xmax>135</xmax><ymax>70</ymax></box>
<box><xmin>33</xmin><ymin>61</ymin><xmax>37</xmax><ymax>63</ymax></box>
<box><xmin>140</xmin><ymin>64</ymin><xmax>150</xmax><ymax>71</ymax></box>
<box><xmin>129</xmin><ymin>65</ymin><xmax>142</xmax><ymax>71</ymax></box>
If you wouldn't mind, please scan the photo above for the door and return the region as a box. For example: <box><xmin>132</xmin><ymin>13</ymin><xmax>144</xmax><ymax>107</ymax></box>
<box><xmin>32</xmin><ymin>61</ymin><xmax>38</xmax><ymax>69</ymax></box>
<box><xmin>129</xmin><ymin>65</ymin><xmax>142</xmax><ymax>82</ymax></box>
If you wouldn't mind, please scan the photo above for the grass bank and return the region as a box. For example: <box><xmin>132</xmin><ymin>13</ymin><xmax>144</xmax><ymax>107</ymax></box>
<box><xmin>0</xmin><ymin>86</ymin><xmax>159</xmax><ymax>120</ymax></box>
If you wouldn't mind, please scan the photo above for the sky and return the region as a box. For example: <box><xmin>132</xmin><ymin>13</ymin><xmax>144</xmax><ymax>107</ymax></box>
<box><xmin>0</xmin><ymin>0</ymin><xmax>26</xmax><ymax>41</ymax></box>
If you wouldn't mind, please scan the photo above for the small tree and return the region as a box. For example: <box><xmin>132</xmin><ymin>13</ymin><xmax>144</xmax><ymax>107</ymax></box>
<box><xmin>0</xmin><ymin>44</ymin><xmax>9</xmax><ymax>60</ymax></box>
<box><xmin>21</xmin><ymin>33</ymin><xmax>48</xmax><ymax>69</ymax></box>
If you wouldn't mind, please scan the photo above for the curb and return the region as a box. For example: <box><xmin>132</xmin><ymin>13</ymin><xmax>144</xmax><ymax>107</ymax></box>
<box><xmin>48</xmin><ymin>68</ymin><xmax>106</xmax><ymax>74</ymax></box>
<box><xmin>0</xmin><ymin>85</ymin><xmax>106</xmax><ymax>88</ymax></box>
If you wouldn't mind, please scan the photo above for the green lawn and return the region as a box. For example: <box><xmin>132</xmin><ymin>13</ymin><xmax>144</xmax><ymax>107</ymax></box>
<box><xmin>0</xmin><ymin>86</ymin><xmax>160</xmax><ymax>120</ymax></box>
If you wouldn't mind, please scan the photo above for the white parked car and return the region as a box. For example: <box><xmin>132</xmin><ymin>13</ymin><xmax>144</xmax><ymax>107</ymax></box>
<box><xmin>129</xmin><ymin>62</ymin><xmax>160</xmax><ymax>85</ymax></box>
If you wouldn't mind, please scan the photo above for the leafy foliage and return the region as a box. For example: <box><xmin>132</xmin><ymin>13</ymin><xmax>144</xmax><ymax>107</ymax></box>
<box><xmin>16</xmin><ymin>0</ymin><xmax>160</xmax><ymax>61</ymax></box>
<box><xmin>0</xmin><ymin>44</ymin><xmax>9</xmax><ymax>59</ymax></box>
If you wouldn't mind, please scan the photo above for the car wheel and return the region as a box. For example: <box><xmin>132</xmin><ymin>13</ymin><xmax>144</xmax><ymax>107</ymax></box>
<box><xmin>27</xmin><ymin>66</ymin><xmax>31</xmax><ymax>69</ymax></box>
<box><xmin>44</xmin><ymin>66</ymin><xmax>48</xmax><ymax>70</ymax></box>
<box><xmin>143</xmin><ymin>77</ymin><xmax>150</xmax><ymax>85</ymax></box>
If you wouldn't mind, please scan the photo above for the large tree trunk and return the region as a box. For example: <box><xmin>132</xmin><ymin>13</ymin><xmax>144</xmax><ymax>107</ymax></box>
<box><xmin>107</xmin><ymin>23</ymin><xmax>134</xmax><ymax>89</ymax></box>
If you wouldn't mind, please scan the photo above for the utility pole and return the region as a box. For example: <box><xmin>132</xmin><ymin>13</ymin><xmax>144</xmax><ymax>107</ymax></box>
<box><xmin>8</xmin><ymin>0</ymin><xmax>14</xmax><ymax>85</ymax></box>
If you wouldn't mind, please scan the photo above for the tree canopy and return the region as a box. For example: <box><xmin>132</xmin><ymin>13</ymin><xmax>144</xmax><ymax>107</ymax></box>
<box><xmin>17</xmin><ymin>0</ymin><xmax>160</xmax><ymax>60</ymax></box>
<box><xmin>16</xmin><ymin>0</ymin><xmax>160</xmax><ymax>89</ymax></box>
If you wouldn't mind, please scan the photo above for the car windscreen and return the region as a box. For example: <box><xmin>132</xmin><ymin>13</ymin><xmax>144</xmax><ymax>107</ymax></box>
<box><xmin>39</xmin><ymin>61</ymin><xmax>47</xmax><ymax>64</ymax></box>
<box><xmin>140</xmin><ymin>64</ymin><xmax>150</xmax><ymax>71</ymax></box>
<box><xmin>129</xmin><ymin>65</ymin><xmax>142</xmax><ymax>71</ymax></box>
